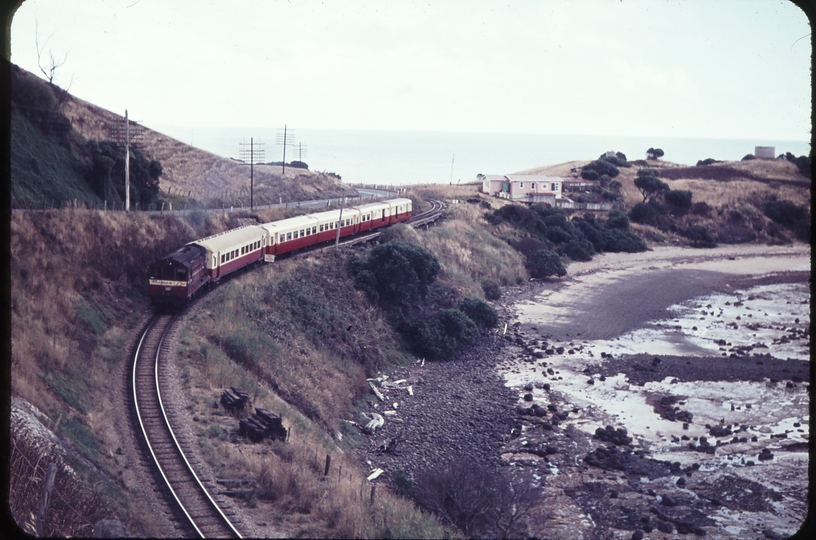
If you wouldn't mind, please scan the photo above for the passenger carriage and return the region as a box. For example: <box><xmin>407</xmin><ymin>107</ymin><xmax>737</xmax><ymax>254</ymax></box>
<box><xmin>192</xmin><ymin>225</ymin><xmax>268</xmax><ymax>281</ymax></box>
<box><xmin>148</xmin><ymin>198</ymin><xmax>413</xmax><ymax>308</ymax></box>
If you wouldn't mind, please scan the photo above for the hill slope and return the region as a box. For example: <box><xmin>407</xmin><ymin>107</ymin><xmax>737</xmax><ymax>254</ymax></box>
<box><xmin>10</xmin><ymin>63</ymin><xmax>352</xmax><ymax>206</ymax></box>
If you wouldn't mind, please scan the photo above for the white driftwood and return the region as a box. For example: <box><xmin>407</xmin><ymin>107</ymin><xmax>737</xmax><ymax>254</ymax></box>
<box><xmin>368</xmin><ymin>381</ymin><xmax>385</xmax><ymax>402</ymax></box>
<box><xmin>367</xmin><ymin>468</ymin><xmax>384</xmax><ymax>481</ymax></box>
<box><xmin>383</xmin><ymin>410</ymin><xmax>397</xmax><ymax>416</ymax></box>
<box><xmin>408</xmin><ymin>385</ymin><xmax>413</xmax><ymax>396</ymax></box>
<box><xmin>365</xmin><ymin>413</ymin><xmax>384</xmax><ymax>431</ymax></box>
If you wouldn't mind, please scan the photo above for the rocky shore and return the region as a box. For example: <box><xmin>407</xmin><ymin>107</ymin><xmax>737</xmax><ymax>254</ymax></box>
<box><xmin>355</xmin><ymin>245</ymin><xmax>811</xmax><ymax>539</ymax></box>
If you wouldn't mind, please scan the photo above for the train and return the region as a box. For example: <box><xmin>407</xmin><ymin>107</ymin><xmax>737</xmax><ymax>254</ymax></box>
<box><xmin>148</xmin><ymin>198</ymin><xmax>413</xmax><ymax>310</ymax></box>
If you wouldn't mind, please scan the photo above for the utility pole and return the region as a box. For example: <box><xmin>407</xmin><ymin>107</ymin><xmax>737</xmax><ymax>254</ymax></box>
<box><xmin>125</xmin><ymin>110</ymin><xmax>130</xmax><ymax>211</ymax></box>
<box><xmin>335</xmin><ymin>196</ymin><xmax>346</xmax><ymax>249</ymax></box>
<box><xmin>276</xmin><ymin>125</ymin><xmax>296</xmax><ymax>176</ymax></box>
<box><xmin>239</xmin><ymin>138</ymin><xmax>265</xmax><ymax>211</ymax></box>
<box><xmin>450</xmin><ymin>153</ymin><xmax>455</xmax><ymax>185</ymax></box>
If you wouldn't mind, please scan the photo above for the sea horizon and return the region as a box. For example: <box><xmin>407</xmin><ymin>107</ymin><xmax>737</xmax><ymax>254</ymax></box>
<box><xmin>152</xmin><ymin>126</ymin><xmax>810</xmax><ymax>186</ymax></box>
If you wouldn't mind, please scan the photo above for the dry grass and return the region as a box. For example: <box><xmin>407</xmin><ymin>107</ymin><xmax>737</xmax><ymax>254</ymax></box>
<box><xmin>175</xmin><ymin>284</ymin><xmax>453</xmax><ymax>538</ymax></box>
<box><xmin>421</xmin><ymin>202</ymin><xmax>527</xmax><ymax>293</ymax></box>
<box><xmin>61</xmin><ymin>92</ymin><xmax>350</xmax><ymax>204</ymax></box>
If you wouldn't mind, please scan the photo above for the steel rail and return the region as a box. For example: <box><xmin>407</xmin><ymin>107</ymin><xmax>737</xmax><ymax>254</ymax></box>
<box><xmin>132</xmin><ymin>316</ymin><xmax>242</xmax><ymax>538</ymax></box>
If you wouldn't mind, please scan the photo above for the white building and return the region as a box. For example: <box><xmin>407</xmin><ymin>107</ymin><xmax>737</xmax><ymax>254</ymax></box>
<box><xmin>478</xmin><ymin>174</ymin><xmax>563</xmax><ymax>203</ymax></box>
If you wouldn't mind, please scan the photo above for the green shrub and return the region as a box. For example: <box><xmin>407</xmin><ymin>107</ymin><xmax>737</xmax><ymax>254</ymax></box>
<box><xmin>602</xmin><ymin>228</ymin><xmax>648</xmax><ymax>252</ymax></box>
<box><xmin>526</xmin><ymin>250</ymin><xmax>566</xmax><ymax>279</ymax></box>
<box><xmin>580</xmin><ymin>169</ymin><xmax>599</xmax><ymax>181</ymax></box>
<box><xmin>438</xmin><ymin>309</ymin><xmax>479</xmax><ymax>345</ymax></box>
<box><xmin>696</xmin><ymin>158</ymin><xmax>720</xmax><ymax>166</ymax></box>
<box><xmin>457</xmin><ymin>297</ymin><xmax>499</xmax><ymax>329</ymax></box>
<box><xmin>480</xmin><ymin>279</ymin><xmax>502</xmax><ymax>300</ymax></box>
<box><xmin>681</xmin><ymin>224</ymin><xmax>716</xmax><ymax>247</ymax></box>
<box><xmin>605</xmin><ymin>210</ymin><xmax>630</xmax><ymax>230</ymax></box>
<box><xmin>665</xmin><ymin>189</ymin><xmax>693</xmax><ymax>212</ymax></box>
<box><xmin>762</xmin><ymin>198</ymin><xmax>810</xmax><ymax>242</ymax></box>
<box><xmin>582</xmin><ymin>159</ymin><xmax>620</xmax><ymax>178</ymax></box>
<box><xmin>561</xmin><ymin>238</ymin><xmax>594</xmax><ymax>261</ymax></box>
<box><xmin>347</xmin><ymin>241</ymin><xmax>441</xmax><ymax>304</ymax></box>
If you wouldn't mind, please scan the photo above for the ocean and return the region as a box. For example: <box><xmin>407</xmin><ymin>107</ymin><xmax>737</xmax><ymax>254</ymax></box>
<box><xmin>152</xmin><ymin>126</ymin><xmax>810</xmax><ymax>186</ymax></box>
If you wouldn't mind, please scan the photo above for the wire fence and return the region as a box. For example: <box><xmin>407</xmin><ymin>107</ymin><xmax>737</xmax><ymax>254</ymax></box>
<box><xmin>8</xmin><ymin>434</ymin><xmax>108</xmax><ymax>537</ymax></box>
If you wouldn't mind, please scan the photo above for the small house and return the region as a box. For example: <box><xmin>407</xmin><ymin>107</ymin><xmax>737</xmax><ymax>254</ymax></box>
<box><xmin>478</xmin><ymin>174</ymin><xmax>563</xmax><ymax>204</ymax></box>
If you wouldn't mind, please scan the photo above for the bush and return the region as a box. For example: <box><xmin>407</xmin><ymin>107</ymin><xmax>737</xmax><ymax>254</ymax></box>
<box><xmin>629</xmin><ymin>200</ymin><xmax>672</xmax><ymax>231</ymax></box>
<box><xmin>690</xmin><ymin>201</ymin><xmax>711</xmax><ymax>216</ymax></box>
<box><xmin>782</xmin><ymin>152</ymin><xmax>811</xmax><ymax>178</ymax></box>
<box><xmin>458</xmin><ymin>297</ymin><xmax>499</xmax><ymax>329</ymax></box>
<box><xmin>480</xmin><ymin>279</ymin><xmax>502</xmax><ymax>301</ymax></box>
<box><xmin>602</xmin><ymin>228</ymin><xmax>647</xmax><ymax>252</ymax></box>
<box><xmin>582</xmin><ymin>159</ymin><xmax>620</xmax><ymax>178</ymax></box>
<box><xmin>741</xmin><ymin>154</ymin><xmax>756</xmax><ymax>161</ymax></box>
<box><xmin>509</xmin><ymin>236</ymin><xmax>552</xmax><ymax>260</ymax></box>
<box><xmin>696</xmin><ymin>158</ymin><xmax>720</xmax><ymax>166</ymax></box>
<box><xmin>580</xmin><ymin>169</ymin><xmax>599</xmax><ymax>181</ymax></box>
<box><xmin>665</xmin><ymin>189</ymin><xmax>693</xmax><ymax>212</ymax></box>
<box><xmin>347</xmin><ymin>241</ymin><xmax>440</xmax><ymax>304</ymax></box>
<box><xmin>398</xmin><ymin>310</ymin><xmax>479</xmax><ymax>360</ymax></box>
<box><xmin>605</xmin><ymin>210</ymin><xmax>630</xmax><ymax>230</ymax></box>
<box><xmin>762</xmin><ymin>198</ymin><xmax>811</xmax><ymax>242</ymax></box>
<box><xmin>526</xmin><ymin>250</ymin><xmax>566</xmax><ymax>279</ymax></box>
<box><xmin>572</xmin><ymin>215</ymin><xmax>606</xmax><ymax>252</ymax></box>
<box><xmin>413</xmin><ymin>459</ymin><xmax>537</xmax><ymax>538</ymax></box>
<box><xmin>439</xmin><ymin>309</ymin><xmax>480</xmax><ymax>344</ymax></box>
<box><xmin>561</xmin><ymin>238</ymin><xmax>594</xmax><ymax>261</ymax></box>
<box><xmin>608</xmin><ymin>179</ymin><xmax>622</xmax><ymax>193</ymax></box>
<box><xmin>681</xmin><ymin>224</ymin><xmax>716</xmax><ymax>247</ymax></box>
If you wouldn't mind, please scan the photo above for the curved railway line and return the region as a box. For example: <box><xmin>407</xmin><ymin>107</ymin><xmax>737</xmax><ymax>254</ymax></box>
<box><xmin>132</xmin><ymin>315</ymin><xmax>243</xmax><ymax>538</ymax></box>
<box><xmin>130</xmin><ymin>199</ymin><xmax>443</xmax><ymax>536</ymax></box>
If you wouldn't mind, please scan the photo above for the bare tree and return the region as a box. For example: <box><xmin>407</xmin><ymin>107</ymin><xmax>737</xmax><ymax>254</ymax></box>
<box><xmin>34</xmin><ymin>18</ymin><xmax>73</xmax><ymax>109</ymax></box>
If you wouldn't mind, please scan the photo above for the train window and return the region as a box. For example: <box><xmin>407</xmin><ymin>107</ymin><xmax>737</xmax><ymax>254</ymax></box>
<box><xmin>294</xmin><ymin>230</ymin><xmax>299</xmax><ymax>239</ymax></box>
<box><xmin>287</xmin><ymin>232</ymin><xmax>292</xmax><ymax>241</ymax></box>
<box><xmin>319</xmin><ymin>224</ymin><xmax>324</xmax><ymax>232</ymax></box>
<box><xmin>221</xmin><ymin>254</ymin><xmax>225</xmax><ymax>264</ymax></box>
<box><xmin>300</xmin><ymin>229</ymin><xmax>305</xmax><ymax>237</ymax></box>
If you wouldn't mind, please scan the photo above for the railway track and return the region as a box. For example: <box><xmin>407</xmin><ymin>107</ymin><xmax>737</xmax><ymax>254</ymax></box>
<box><xmin>132</xmin><ymin>315</ymin><xmax>243</xmax><ymax>538</ymax></box>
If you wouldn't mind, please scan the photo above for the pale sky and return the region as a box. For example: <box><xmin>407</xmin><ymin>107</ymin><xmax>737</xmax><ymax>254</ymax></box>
<box><xmin>8</xmin><ymin>0</ymin><xmax>812</xmax><ymax>141</ymax></box>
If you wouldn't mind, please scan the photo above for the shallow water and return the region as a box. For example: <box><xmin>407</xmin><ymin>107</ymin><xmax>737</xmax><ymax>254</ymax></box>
<box><xmin>500</xmin><ymin>280</ymin><xmax>810</xmax><ymax>537</ymax></box>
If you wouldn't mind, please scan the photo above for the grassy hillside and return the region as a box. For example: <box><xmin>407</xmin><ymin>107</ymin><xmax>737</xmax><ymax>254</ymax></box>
<box><xmin>10</xmin><ymin>63</ymin><xmax>352</xmax><ymax>208</ymax></box>
<box><xmin>9</xmin><ymin>65</ymin><xmax>98</xmax><ymax>205</ymax></box>
<box><xmin>521</xmin><ymin>154</ymin><xmax>811</xmax><ymax>246</ymax></box>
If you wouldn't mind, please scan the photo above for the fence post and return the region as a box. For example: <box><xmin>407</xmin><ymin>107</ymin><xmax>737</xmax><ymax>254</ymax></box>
<box><xmin>370</xmin><ymin>485</ymin><xmax>376</xmax><ymax>506</ymax></box>
<box><xmin>324</xmin><ymin>454</ymin><xmax>331</xmax><ymax>477</ymax></box>
<box><xmin>36</xmin><ymin>463</ymin><xmax>57</xmax><ymax>537</ymax></box>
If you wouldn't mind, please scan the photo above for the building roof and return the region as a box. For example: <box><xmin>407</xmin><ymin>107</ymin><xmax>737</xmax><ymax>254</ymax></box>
<box><xmin>192</xmin><ymin>225</ymin><xmax>267</xmax><ymax>255</ymax></box>
<box><xmin>505</xmin><ymin>174</ymin><xmax>562</xmax><ymax>182</ymax></box>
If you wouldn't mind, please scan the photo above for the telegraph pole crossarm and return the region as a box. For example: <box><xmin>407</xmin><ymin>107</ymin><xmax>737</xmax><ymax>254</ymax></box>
<box><xmin>239</xmin><ymin>138</ymin><xmax>265</xmax><ymax>211</ymax></box>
